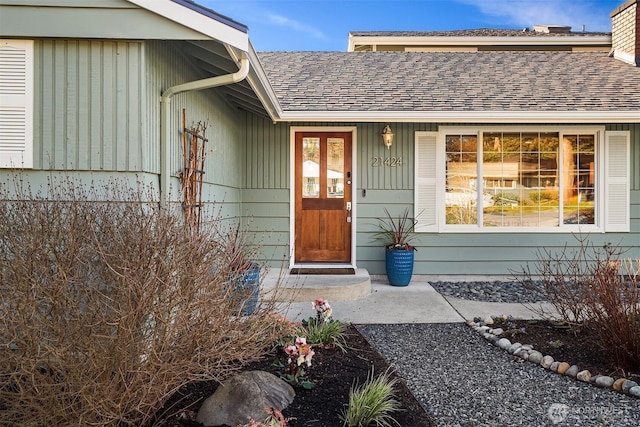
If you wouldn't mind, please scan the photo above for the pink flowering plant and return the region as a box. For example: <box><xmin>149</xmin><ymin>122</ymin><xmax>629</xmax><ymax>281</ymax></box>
<box><xmin>312</xmin><ymin>298</ymin><xmax>332</xmax><ymax>321</ymax></box>
<box><xmin>304</xmin><ymin>298</ymin><xmax>348</xmax><ymax>352</ymax></box>
<box><xmin>274</xmin><ymin>336</ymin><xmax>316</xmax><ymax>389</ymax></box>
<box><xmin>239</xmin><ymin>407</ymin><xmax>293</xmax><ymax>427</ymax></box>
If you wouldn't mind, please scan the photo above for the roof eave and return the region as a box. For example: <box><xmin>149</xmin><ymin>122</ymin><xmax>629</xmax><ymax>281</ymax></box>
<box><xmin>244</xmin><ymin>42</ymin><xmax>284</xmax><ymax>121</ymax></box>
<box><xmin>348</xmin><ymin>35</ymin><xmax>612</xmax><ymax>50</ymax></box>
<box><xmin>127</xmin><ymin>0</ymin><xmax>248</xmax><ymax>50</ymax></box>
<box><xmin>274</xmin><ymin>110</ymin><xmax>640</xmax><ymax>124</ymax></box>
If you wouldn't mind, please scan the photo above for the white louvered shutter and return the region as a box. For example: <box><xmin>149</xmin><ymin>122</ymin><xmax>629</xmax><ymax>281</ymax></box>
<box><xmin>0</xmin><ymin>39</ymin><xmax>33</xmax><ymax>168</ymax></box>
<box><xmin>414</xmin><ymin>131</ymin><xmax>438</xmax><ymax>232</ymax></box>
<box><xmin>604</xmin><ymin>131</ymin><xmax>630</xmax><ymax>232</ymax></box>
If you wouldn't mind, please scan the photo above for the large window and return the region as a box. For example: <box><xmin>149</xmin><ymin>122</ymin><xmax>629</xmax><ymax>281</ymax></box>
<box><xmin>446</xmin><ymin>130</ymin><xmax>595</xmax><ymax>227</ymax></box>
<box><xmin>414</xmin><ymin>128</ymin><xmax>630</xmax><ymax>233</ymax></box>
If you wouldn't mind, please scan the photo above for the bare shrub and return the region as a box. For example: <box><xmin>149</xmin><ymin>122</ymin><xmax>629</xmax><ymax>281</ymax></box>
<box><xmin>588</xmin><ymin>258</ymin><xmax>640</xmax><ymax>373</ymax></box>
<box><xmin>518</xmin><ymin>237</ymin><xmax>596</xmax><ymax>323</ymax></box>
<box><xmin>0</xmin><ymin>176</ymin><xmax>287</xmax><ymax>426</ymax></box>
<box><xmin>516</xmin><ymin>236</ymin><xmax>640</xmax><ymax>373</ymax></box>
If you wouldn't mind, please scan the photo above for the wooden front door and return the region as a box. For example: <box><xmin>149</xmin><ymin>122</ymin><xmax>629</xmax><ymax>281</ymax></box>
<box><xmin>295</xmin><ymin>132</ymin><xmax>352</xmax><ymax>262</ymax></box>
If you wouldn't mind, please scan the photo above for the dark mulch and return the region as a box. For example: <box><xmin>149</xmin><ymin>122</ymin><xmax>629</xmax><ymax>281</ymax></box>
<box><xmin>153</xmin><ymin>319</ymin><xmax>640</xmax><ymax>426</ymax></box>
<box><xmin>152</xmin><ymin>324</ymin><xmax>435</xmax><ymax>427</ymax></box>
<box><xmin>492</xmin><ymin>318</ymin><xmax>640</xmax><ymax>381</ymax></box>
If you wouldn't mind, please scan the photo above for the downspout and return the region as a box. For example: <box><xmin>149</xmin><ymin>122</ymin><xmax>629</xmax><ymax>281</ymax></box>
<box><xmin>159</xmin><ymin>53</ymin><xmax>250</xmax><ymax>205</ymax></box>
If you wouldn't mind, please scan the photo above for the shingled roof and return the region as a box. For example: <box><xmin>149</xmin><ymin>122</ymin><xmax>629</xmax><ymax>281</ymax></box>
<box><xmin>258</xmin><ymin>51</ymin><xmax>640</xmax><ymax>116</ymax></box>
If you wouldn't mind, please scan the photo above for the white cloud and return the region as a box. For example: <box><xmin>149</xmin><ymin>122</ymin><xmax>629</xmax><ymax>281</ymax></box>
<box><xmin>455</xmin><ymin>0</ymin><xmax>613</xmax><ymax>32</ymax></box>
<box><xmin>267</xmin><ymin>13</ymin><xmax>326</xmax><ymax>39</ymax></box>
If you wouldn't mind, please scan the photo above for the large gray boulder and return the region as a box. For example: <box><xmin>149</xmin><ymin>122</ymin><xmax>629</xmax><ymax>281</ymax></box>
<box><xmin>196</xmin><ymin>370</ymin><xmax>295</xmax><ymax>427</ymax></box>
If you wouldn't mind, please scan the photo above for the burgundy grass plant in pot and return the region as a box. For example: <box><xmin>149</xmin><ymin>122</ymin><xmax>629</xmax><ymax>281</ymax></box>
<box><xmin>374</xmin><ymin>208</ymin><xmax>419</xmax><ymax>286</ymax></box>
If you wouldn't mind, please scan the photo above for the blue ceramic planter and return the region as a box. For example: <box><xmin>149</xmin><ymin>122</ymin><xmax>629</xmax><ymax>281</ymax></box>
<box><xmin>232</xmin><ymin>264</ymin><xmax>260</xmax><ymax>315</ymax></box>
<box><xmin>385</xmin><ymin>250</ymin><xmax>414</xmax><ymax>286</ymax></box>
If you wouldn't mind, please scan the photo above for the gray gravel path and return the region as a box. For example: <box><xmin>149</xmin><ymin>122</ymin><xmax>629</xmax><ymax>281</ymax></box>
<box><xmin>429</xmin><ymin>280</ymin><xmax>547</xmax><ymax>303</ymax></box>
<box><xmin>357</xmin><ymin>323</ymin><xmax>640</xmax><ymax>427</ymax></box>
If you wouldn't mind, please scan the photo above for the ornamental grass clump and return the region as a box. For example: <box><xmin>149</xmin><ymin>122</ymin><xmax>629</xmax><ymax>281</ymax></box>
<box><xmin>303</xmin><ymin>317</ymin><xmax>348</xmax><ymax>352</ymax></box>
<box><xmin>373</xmin><ymin>208</ymin><xmax>419</xmax><ymax>251</ymax></box>
<box><xmin>0</xmin><ymin>176</ymin><xmax>286</xmax><ymax>427</ymax></box>
<box><xmin>340</xmin><ymin>367</ymin><xmax>401</xmax><ymax>427</ymax></box>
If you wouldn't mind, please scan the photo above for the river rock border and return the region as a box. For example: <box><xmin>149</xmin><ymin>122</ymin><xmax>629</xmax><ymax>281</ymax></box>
<box><xmin>467</xmin><ymin>315</ymin><xmax>640</xmax><ymax>399</ymax></box>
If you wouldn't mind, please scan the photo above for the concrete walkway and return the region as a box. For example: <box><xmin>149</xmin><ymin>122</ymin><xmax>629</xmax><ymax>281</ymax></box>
<box><xmin>276</xmin><ymin>278</ymin><xmax>557</xmax><ymax>324</ymax></box>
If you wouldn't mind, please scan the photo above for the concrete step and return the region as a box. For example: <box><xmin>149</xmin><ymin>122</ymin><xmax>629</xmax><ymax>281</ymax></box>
<box><xmin>261</xmin><ymin>268</ymin><xmax>371</xmax><ymax>303</ymax></box>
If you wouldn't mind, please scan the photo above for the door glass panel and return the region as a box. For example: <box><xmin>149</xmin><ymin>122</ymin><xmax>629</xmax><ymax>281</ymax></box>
<box><xmin>326</xmin><ymin>138</ymin><xmax>344</xmax><ymax>199</ymax></box>
<box><xmin>302</xmin><ymin>137</ymin><xmax>320</xmax><ymax>198</ymax></box>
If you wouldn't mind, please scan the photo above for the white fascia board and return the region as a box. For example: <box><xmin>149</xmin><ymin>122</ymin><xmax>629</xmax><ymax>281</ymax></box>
<box><xmin>349</xmin><ymin>35</ymin><xmax>611</xmax><ymax>48</ymax></box>
<box><xmin>126</xmin><ymin>0</ymin><xmax>248</xmax><ymax>50</ymax></box>
<box><xmin>245</xmin><ymin>42</ymin><xmax>284</xmax><ymax>120</ymax></box>
<box><xmin>275</xmin><ymin>110</ymin><xmax>640</xmax><ymax>123</ymax></box>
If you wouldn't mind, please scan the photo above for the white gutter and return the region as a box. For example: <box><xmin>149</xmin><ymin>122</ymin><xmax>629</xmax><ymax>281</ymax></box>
<box><xmin>348</xmin><ymin>35</ymin><xmax>612</xmax><ymax>51</ymax></box>
<box><xmin>159</xmin><ymin>53</ymin><xmax>250</xmax><ymax>205</ymax></box>
<box><xmin>274</xmin><ymin>110</ymin><xmax>640</xmax><ymax>124</ymax></box>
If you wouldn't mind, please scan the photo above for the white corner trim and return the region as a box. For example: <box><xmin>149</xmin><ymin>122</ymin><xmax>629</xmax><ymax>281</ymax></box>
<box><xmin>612</xmin><ymin>49</ymin><xmax>640</xmax><ymax>66</ymax></box>
<box><xmin>126</xmin><ymin>0</ymin><xmax>248</xmax><ymax>50</ymax></box>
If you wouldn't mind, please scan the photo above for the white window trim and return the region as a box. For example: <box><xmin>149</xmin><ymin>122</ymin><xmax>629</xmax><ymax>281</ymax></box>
<box><xmin>0</xmin><ymin>39</ymin><xmax>34</xmax><ymax>169</ymax></box>
<box><xmin>418</xmin><ymin>125</ymin><xmax>618</xmax><ymax>233</ymax></box>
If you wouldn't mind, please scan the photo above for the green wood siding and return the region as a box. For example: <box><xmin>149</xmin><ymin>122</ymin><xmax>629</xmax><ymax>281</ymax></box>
<box><xmin>242</xmin><ymin>120</ymin><xmax>640</xmax><ymax>276</ymax></box>
<box><xmin>25</xmin><ymin>37</ymin><xmax>247</xmax><ymax>221</ymax></box>
<box><xmin>0</xmin><ymin>1</ymin><xmax>210</xmax><ymax>40</ymax></box>
<box><xmin>242</xmin><ymin>113</ymin><xmax>289</xmax><ymax>189</ymax></box>
<box><xmin>33</xmin><ymin>39</ymin><xmax>144</xmax><ymax>171</ymax></box>
<box><xmin>145</xmin><ymin>40</ymin><xmax>246</xmax><ymax>215</ymax></box>
<box><xmin>359</xmin><ymin>122</ymin><xmax>437</xmax><ymax>190</ymax></box>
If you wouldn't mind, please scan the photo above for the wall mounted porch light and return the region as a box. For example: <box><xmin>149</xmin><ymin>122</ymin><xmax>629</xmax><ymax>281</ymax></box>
<box><xmin>381</xmin><ymin>125</ymin><xmax>394</xmax><ymax>149</ymax></box>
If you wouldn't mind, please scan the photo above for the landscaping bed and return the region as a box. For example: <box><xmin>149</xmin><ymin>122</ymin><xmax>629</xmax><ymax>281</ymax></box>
<box><xmin>152</xmin><ymin>323</ymin><xmax>435</xmax><ymax>427</ymax></box>
<box><xmin>490</xmin><ymin>317</ymin><xmax>640</xmax><ymax>382</ymax></box>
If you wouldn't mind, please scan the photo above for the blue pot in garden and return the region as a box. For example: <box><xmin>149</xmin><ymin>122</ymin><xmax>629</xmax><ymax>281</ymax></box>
<box><xmin>233</xmin><ymin>264</ymin><xmax>260</xmax><ymax>315</ymax></box>
<box><xmin>385</xmin><ymin>249</ymin><xmax>414</xmax><ymax>286</ymax></box>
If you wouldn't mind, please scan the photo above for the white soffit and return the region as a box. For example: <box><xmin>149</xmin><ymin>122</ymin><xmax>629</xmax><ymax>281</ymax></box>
<box><xmin>127</xmin><ymin>0</ymin><xmax>248</xmax><ymax>51</ymax></box>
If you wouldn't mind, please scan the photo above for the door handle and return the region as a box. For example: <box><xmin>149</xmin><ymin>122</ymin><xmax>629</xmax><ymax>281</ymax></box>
<box><xmin>346</xmin><ymin>202</ymin><xmax>352</xmax><ymax>211</ymax></box>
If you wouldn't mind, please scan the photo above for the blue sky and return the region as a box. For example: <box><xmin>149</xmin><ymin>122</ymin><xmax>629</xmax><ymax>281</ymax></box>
<box><xmin>200</xmin><ymin>0</ymin><xmax>622</xmax><ymax>51</ymax></box>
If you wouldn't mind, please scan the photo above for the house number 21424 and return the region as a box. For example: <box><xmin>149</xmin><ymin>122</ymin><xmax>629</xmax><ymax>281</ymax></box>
<box><xmin>371</xmin><ymin>157</ymin><xmax>403</xmax><ymax>167</ymax></box>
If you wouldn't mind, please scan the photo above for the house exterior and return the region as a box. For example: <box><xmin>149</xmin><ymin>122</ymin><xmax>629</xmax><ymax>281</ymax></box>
<box><xmin>1</xmin><ymin>0</ymin><xmax>639</xmax><ymax>279</ymax></box>
<box><xmin>0</xmin><ymin>0</ymin><xmax>284</xmax><ymax>226</ymax></box>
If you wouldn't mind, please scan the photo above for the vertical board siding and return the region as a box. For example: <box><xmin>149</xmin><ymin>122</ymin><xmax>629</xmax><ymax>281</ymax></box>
<box><xmin>359</xmin><ymin>122</ymin><xmax>439</xmax><ymax>190</ymax></box>
<box><xmin>243</xmin><ymin>119</ymin><xmax>640</xmax><ymax>275</ymax></box>
<box><xmin>242</xmin><ymin>112</ymin><xmax>289</xmax><ymax>189</ymax></box>
<box><xmin>31</xmin><ymin>37</ymin><xmax>247</xmax><ymax>219</ymax></box>
<box><xmin>241</xmin><ymin>113</ymin><xmax>290</xmax><ymax>267</ymax></box>
<box><xmin>145</xmin><ymin>40</ymin><xmax>245</xmax><ymax>215</ymax></box>
<box><xmin>34</xmin><ymin>39</ymin><xmax>144</xmax><ymax>171</ymax></box>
